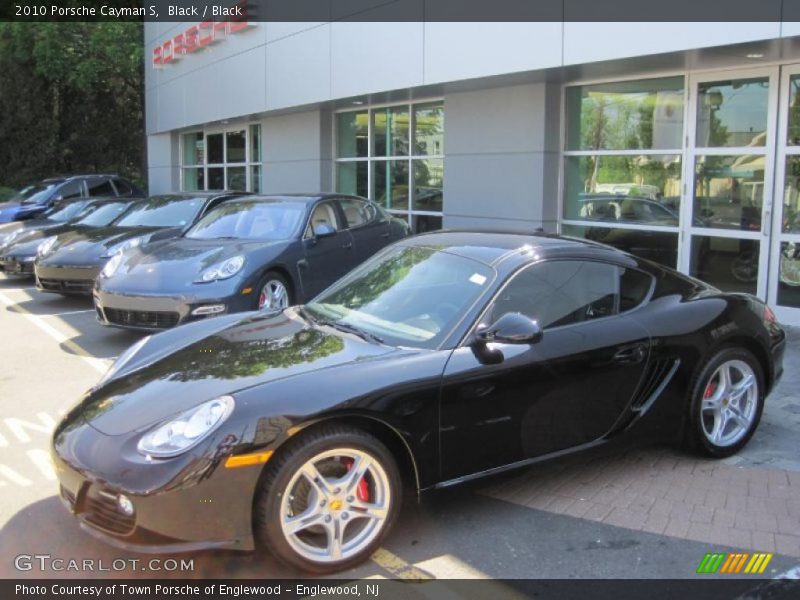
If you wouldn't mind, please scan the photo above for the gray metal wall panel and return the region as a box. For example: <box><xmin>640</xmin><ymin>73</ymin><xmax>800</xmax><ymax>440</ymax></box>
<box><xmin>266</xmin><ymin>25</ymin><xmax>331</xmax><ymax>110</ymax></box>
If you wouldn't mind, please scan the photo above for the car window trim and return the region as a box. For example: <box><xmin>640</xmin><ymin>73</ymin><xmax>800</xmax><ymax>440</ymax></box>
<box><xmin>457</xmin><ymin>257</ymin><xmax>656</xmax><ymax>349</ymax></box>
<box><xmin>337</xmin><ymin>197</ymin><xmax>379</xmax><ymax>231</ymax></box>
<box><xmin>303</xmin><ymin>199</ymin><xmax>343</xmax><ymax>239</ymax></box>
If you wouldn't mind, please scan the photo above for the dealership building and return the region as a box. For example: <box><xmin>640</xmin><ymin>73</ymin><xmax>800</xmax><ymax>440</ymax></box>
<box><xmin>144</xmin><ymin>18</ymin><xmax>800</xmax><ymax>325</ymax></box>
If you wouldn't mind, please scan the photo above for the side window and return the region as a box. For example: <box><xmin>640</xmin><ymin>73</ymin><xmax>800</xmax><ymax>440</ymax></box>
<box><xmin>339</xmin><ymin>198</ymin><xmax>376</xmax><ymax>229</ymax></box>
<box><xmin>57</xmin><ymin>180</ymin><xmax>84</xmax><ymax>200</ymax></box>
<box><xmin>490</xmin><ymin>261</ymin><xmax>651</xmax><ymax>329</ymax></box>
<box><xmin>112</xmin><ymin>178</ymin><xmax>133</xmax><ymax>196</ymax></box>
<box><xmin>306</xmin><ymin>202</ymin><xmax>343</xmax><ymax>237</ymax></box>
<box><xmin>87</xmin><ymin>178</ymin><xmax>116</xmax><ymax>197</ymax></box>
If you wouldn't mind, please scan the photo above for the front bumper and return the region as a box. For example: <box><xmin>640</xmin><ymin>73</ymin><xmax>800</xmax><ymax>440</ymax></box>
<box><xmin>35</xmin><ymin>263</ymin><xmax>100</xmax><ymax>294</ymax></box>
<box><xmin>94</xmin><ymin>286</ymin><xmax>253</xmax><ymax>331</ymax></box>
<box><xmin>52</xmin><ymin>413</ymin><xmax>260</xmax><ymax>553</ymax></box>
<box><xmin>0</xmin><ymin>254</ymin><xmax>35</xmax><ymax>276</ymax></box>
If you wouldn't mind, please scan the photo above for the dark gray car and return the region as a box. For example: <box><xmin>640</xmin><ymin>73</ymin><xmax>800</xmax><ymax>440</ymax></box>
<box><xmin>93</xmin><ymin>194</ymin><xmax>410</xmax><ymax>330</ymax></box>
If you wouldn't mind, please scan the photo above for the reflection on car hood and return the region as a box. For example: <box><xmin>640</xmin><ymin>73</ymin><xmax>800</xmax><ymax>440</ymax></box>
<box><xmin>40</xmin><ymin>226</ymin><xmax>169</xmax><ymax>266</ymax></box>
<box><xmin>2</xmin><ymin>224</ymin><xmax>91</xmax><ymax>257</ymax></box>
<box><xmin>80</xmin><ymin>309</ymin><xmax>399</xmax><ymax>435</ymax></box>
<box><xmin>105</xmin><ymin>237</ymin><xmax>287</xmax><ymax>294</ymax></box>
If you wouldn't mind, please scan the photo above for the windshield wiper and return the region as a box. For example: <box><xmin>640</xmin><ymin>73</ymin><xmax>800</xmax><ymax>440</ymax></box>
<box><xmin>318</xmin><ymin>319</ymin><xmax>384</xmax><ymax>345</ymax></box>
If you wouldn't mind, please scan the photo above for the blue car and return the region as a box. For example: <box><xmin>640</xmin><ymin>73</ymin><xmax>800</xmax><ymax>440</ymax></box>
<box><xmin>0</xmin><ymin>174</ymin><xmax>142</xmax><ymax>223</ymax></box>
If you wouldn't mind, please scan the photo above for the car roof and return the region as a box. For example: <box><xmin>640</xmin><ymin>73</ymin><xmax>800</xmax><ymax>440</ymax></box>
<box><xmin>400</xmin><ymin>230</ymin><xmax>635</xmax><ymax>270</ymax></box>
<box><xmin>42</xmin><ymin>174</ymin><xmax>120</xmax><ymax>183</ymax></box>
<box><xmin>232</xmin><ymin>193</ymin><xmax>364</xmax><ymax>203</ymax></box>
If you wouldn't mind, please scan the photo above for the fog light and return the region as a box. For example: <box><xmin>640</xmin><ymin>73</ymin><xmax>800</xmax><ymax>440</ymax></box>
<box><xmin>117</xmin><ymin>494</ymin><xmax>135</xmax><ymax>516</ymax></box>
<box><xmin>191</xmin><ymin>304</ymin><xmax>225</xmax><ymax>316</ymax></box>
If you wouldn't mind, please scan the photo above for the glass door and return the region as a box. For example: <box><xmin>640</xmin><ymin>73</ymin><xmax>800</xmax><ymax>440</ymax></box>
<box><xmin>680</xmin><ymin>68</ymin><xmax>778</xmax><ymax>299</ymax></box>
<box><xmin>768</xmin><ymin>65</ymin><xmax>800</xmax><ymax>324</ymax></box>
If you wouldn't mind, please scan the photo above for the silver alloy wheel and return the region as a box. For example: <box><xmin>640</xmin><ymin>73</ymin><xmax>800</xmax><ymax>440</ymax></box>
<box><xmin>700</xmin><ymin>359</ymin><xmax>758</xmax><ymax>447</ymax></box>
<box><xmin>279</xmin><ymin>448</ymin><xmax>391</xmax><ymax>564</ymax></box>
<box><xmin>259</xmin><ymin>279</ymin><xmax>289</xmax><ymax>310</ymax></box>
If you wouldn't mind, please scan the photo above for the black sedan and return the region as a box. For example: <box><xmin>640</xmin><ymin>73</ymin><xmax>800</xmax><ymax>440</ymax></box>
<box><xmin>0</xmin><ymin>197</ymin><xmax>95</xmax><ymax>248</ymax></box>
<box><xmin>34</xmin><ymin>192</ymin><xmax>246</xmax><ymax>295</ymax></box>
<box><xmin>52</xmin><ymin>232</ymin><xmax>785</xmax><ymax>573</ymax></box>
<box><xmin>0</xmin><ymin>198</ymin><xmax>139</xmax><ymax>277</ymax></box>
<box><xmin>93</xmin><ymin>194</ymin><xmax>410</xmax><ymax>330</ymax></box>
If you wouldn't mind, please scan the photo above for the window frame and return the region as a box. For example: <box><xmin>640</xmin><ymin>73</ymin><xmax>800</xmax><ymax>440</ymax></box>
<box><xmin>179</xmin><ymin>124</ymin><xmax>263</xmax><ymax>193</ymax></box>
<box><xmin>333</xmin><ymin>98</ymin><xmax>444</xmax><ymax>233</ymax></box>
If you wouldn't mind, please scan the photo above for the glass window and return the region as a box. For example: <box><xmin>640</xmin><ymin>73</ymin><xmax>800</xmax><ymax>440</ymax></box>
<box><xmin>226</xmin><ymin>130</ymin><xmax>246</xmax><ymax>163</ymax></box>
<box><xmin>565</xmin><ymin>77</ymin><xmax>685</xmax><ymax>151</ymax></box>
<box><xmin>413</xmin><ymin>159</ymin><xmax>443</xmax><ymax>212</ymax></box>
<box><xmin>116</xmin><ymin>197</ymin><xmax>205</xmax><ymax>228</ymax></box>
<box><xmin>186</xmin><ymin>200</ymin><xmax>305</xmax><ymax>241</ymax></box>
<box><xmin>208</xmin><ymin>167</ymin><xmax>225</xmax><ymax>190</ymax></box>
<box><xmin>563</xmin><ymin>155</ymin><xmax>682</xmax><ymax>223</ymax></box>
<box><xmin>491</xmin><ymin>260</ymin><xmax>647</xmax><ymax>328</ymax></box>
<box><xmin>562</xmin><ymin>224</ymin><xmax>679</xmax><ymax>269</ymax></box>
<box><xmin>781</xmin><ymin>156</ymin><xmax>800</xmax><ymax>233</ymax></box>
<box><xmin>87</xmin><ymin>179</ymin><xmax>115</xmax><ymax>197</ymax></box>
<box><xmin>183</xmin><ymin>169</ymin><xmax>204</xmax><ymax>192</ymax></box>
<box><xmin>250</xmin><ymin>124</ymin><xmax>262</xmax><ymax>162</ymax></box>
<box><xmin>76</xmin><ymin>201</ymin><xmax>132</xmax><ymax>227</ymax></box>
<box><xmin>374</xmin><ymin>107</ymin><xmax>409</xmax><ymax>157</ymax></box>
<box><xmin>57</xmin><ymin>181</ymin><xmax>84</xmax><ymax>200</ymax></box>
<box><xmin>251</xmin><ymin>165</ymin><xmax>262</xmax><ymax>194</ymax></box>
<box><xmin>373</xmin><ymin>160</ymin><xmax>409</xmax><ymax>211</ymax></box>
<box><xmin>13</xmin><ymin>183</ymin><xmax>58</xmax><ymax>204</ymax></box>
<box><xmin>778</xmin><ymin>242</ymin><xmax>800</xmax><ymax>306</ymax></box>
<box><xmin>689</xmin><ymin>235</ymin><xmax>759</xmax><ymax>295</ymax></box>
<box><xmin>183</xmin><ymin>132</ymin><xmax>204</xmax><ymax>166</ymax></box>
<box><xmin>340</xmin><ymin>198</ymin><xmax>376</xmax><ymax>228</ymax></box>
<box><xmin>46</xmin><ymin>201</ymin><xmax>89</xmax><ymax>222</ymax></box>
<box><xmin>693</xmin><ymin>155</ymin><xmax>764</xmax><ymax>231</ymax></box>
<box><xmin>308</xmin><ymin>202</ymin><xmax>342</xmax><ymax>236</ymax></box>
<box><xmin>696</xmin><ymin>78</ymin><xmax>768</xmax><ymax>148</ymax></box>
<box><xmin>336</xmin><ymin>162</ymin><xmax>368</xmax><ymax>198</ymax></box>
<box><xmin>414</xmin><ymin>103</ymin><xmax>444</xmax><ymax>155</ymax></box>
<box><xmin>337</xmin><ymin>111</ymin><xmax>368</xmax><ymax>158</ymax></box>
<box><xmin>207</xmin><ymin>133</ymin><xmax>224</xmax><ymax>164</ymax></box>
<box><xmin>306</xmin><ymin>245</ymin><xmax>494</xmax><ymax>349</ymax></box>
<box><xmin>112</xmin><ymin>179</ymin><xmax>133</xmax><ymax>195</ymax></box>
<box><xmin>411</xmin><ymin>214</ymin><xmax>442</xmax><ymax>233</ymax></box>
<box><xmin>227</xmin><ymin>166</ymin><xmax>246</xmax><ymax>191</ymax></box>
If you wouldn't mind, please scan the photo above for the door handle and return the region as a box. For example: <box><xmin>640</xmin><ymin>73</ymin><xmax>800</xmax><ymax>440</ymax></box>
<box><xmin>342</xmin><ymin>242</ymin><xmax>353</xmax><ymax>250</ymax></box>
<box><xmin>613</xmin><ymin>344</ymin><xmax>647</xmax><ymax>364</ymax></box>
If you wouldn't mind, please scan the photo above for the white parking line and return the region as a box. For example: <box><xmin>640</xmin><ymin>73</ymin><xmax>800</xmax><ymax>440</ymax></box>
<box><xmin>41</xmin><ymin>309</ymin><xmax>95</xmax><ymax>317</ymax></box>
<box><xmin>0</xmin><ymin>292</ymin><xmax>108</xmax><ymax>374</ymax></box>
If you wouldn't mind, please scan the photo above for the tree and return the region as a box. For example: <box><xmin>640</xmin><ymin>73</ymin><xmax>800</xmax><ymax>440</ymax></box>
<box><xmin>0</xmin><ymin>22</ymin><xmax>145</xmax><ymax>189</ymax></box>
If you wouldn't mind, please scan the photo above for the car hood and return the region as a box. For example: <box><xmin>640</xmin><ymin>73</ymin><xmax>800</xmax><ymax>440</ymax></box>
<box><xmin>2</xmin><ymin>223</ymin><xmax>86</xmax><ymax>257</ymax></box>
<box><xmin>40</xmin><ymin>226</ymin><xmax>172</xmax><ymax>267</ymax></box>
<box><xmin>106</xmin><ymin>237</ymin><xmax>288</xmax><ymax>294</ymax></box>
<box><xmin>79</xmin><ymin>309</ymin><xmax>402</xmax><ymax>435</ymax></box>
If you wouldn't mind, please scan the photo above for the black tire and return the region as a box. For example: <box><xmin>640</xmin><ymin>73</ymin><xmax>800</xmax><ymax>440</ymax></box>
<box><xmin>253</xmin><ymin>271</ymin><xmax>292</xmax><ymax>311</ymax></box>
<box><xmin>685</xmin><ymin>347</ymin><xmax>765</xmax><ymax>458</ymax></box>
<box><xmin>254</xmin><ymin>425</ymin><xmax>402</xmax><ymax>573</ymax></box>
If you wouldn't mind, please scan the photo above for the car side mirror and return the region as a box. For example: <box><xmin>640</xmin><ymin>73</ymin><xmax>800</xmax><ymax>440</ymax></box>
<box><xmin>476</xmin><ymin>312</ymin><xmax>543</xmax><ymax>345</ymax></box>
<box><xmin>313</xmin><ymin>222</ymin><xmax>336</xmax><ymax>238</ymax></box>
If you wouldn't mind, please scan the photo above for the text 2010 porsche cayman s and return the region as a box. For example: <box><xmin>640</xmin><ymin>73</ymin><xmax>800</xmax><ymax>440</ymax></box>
<box><xmin>52</xmin><ymin>232</ymin><xmax>785</xmax><ymax>572</ymax></box>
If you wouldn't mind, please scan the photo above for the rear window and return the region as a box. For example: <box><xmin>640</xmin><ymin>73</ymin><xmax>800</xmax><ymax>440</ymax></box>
<box><xmin>115</xmin><ymin>196</ymin><xmax>205</xmax><ymax>228</ymax></box>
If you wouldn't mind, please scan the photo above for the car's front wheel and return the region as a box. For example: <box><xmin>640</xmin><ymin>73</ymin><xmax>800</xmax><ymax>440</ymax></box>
<box><xmin>254</xmin><ymin>425</ymin><xmax>401</xmax><ymax>573</ymax></box>
<box><xmin>255</xmin><ymin>271</ymin><xmax>292</xmax><ymax>311</ymax></box>
<box><xmin>686</xmin><ymin>347</ymin><xmax>764</xmax><ymax>458</ymax></box>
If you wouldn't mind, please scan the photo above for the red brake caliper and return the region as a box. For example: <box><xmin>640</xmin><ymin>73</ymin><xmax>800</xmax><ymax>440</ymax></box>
<box><xmin>341</xmin><ymin>458</ymin><xmax>370</xmax><ymax>502</ymax></box>
<box><xmin>704</xmin><ymin>381</ymin><xmax>716</xmax><ymax>399</ymax></box>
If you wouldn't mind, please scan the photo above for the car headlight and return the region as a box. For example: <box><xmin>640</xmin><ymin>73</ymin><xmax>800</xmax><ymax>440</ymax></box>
<box><xmin>101</xmin><ymin>236</ymin><xmax>143</xmax><ymax>259</ymax></box>
<box><xmin>96</xmin><ymin>335</ymin><xmax>150</xmax><ymax>387</ymax></box>
<box><xmin>137</xmin><ymin>396</ymin><xmax>235</xmax><ymax>458</ymax></box>
<box><xmin>100</xmin><ymin>252</ymin><xmax>124</xmax><ymax>278</ymax></box>
<box><xmin>36</xmin><ymin>236</ymin><xmax>58</xmax><ymax>257</ymax></box>
<box><xmin>195</xmin><ymin>255</ymin><xmax>245</xmax><ymax>283</ymax></box>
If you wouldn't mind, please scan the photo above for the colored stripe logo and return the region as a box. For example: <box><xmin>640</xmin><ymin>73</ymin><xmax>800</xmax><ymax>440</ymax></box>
<box><xmin>696</xmin><ymin>552</ymin><xmax>773</xmax><ymax>574</ymax></box>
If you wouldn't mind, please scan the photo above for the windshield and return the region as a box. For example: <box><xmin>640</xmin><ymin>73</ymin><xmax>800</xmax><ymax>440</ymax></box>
<box><xmin>42</xmin><ymin>201</ymin><xmax>88</xmax><ymax>222</ymax></box>
<box><xmin>185</xmin><ymin>200</ymin><xmax>305</xmax><ymax>240</ymax></box>
<box><xmin>305</xmin><ymin>245</ymin><xmax>495</xmax><ymax>349</ymax></box>
<box><xmin>115</xmin><ymin>196</ymin><xmax>205</xmax><ymax>228</ymax></box>
<box><xmin>13</xmin><ymin>183</ymin><xmax>58</xmax><ymax>205</ymax></box>
<box><xmin>76</xmin><ymin>202</ymin><xmax>132</xmax><ymax>227</ymax></box>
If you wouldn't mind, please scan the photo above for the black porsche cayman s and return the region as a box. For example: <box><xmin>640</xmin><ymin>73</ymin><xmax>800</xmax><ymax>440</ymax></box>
<box><xmin>52</xmin><ymin>231</ymin><xmax>785</xmax><ymax>572</ymax></box>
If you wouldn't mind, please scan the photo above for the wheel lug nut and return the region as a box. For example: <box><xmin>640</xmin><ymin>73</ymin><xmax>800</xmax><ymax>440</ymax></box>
<box><xmin>341</xmin><ymin>512</ymin><xmax>348</xmax><ymax>520</ymax></box>
<box><xmin>324</xmin><ymin>515</ymin><xmax>332</xmax><ymax>523</ymax></box>
<box><xmin>320</xmin><ymin>500</ymin><xmax>326</xmax><ymax>507</ymax></box>
<box><xmin>346</xmin><ymin>496</ymin><xmax>354</xmax><ymax>502</ymax></box>
<box><xmin>333</xmin><ymin>487</ymin><xmax>341</xmax><ymax>494</ymax></box>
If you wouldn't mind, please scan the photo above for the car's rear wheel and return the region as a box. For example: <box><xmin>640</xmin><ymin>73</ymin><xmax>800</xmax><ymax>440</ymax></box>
<box><xmin>254</xmin><ymin>425</ymin><xmax>401</xmax><ymax>573</ymax></box>
<box><xmin>686</xmin><ymin>347</ymin><xmax>764</xmax><ymax>458</ymax></box>
<box><xmin>256</xmin><ymin>271</ymin><xmax>291</xmax><ymax>311</ymax></box>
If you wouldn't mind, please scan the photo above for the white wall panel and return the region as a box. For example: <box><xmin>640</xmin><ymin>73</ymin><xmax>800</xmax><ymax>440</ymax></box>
<box><xmin>266</xmin><ymin>25</ymin><xmax>331</xmax><ymax>110</ymax></box>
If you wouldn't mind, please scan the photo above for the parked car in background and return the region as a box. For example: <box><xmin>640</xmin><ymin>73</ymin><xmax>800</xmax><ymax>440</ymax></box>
<box><xmin>34</xmin><ymin>192</ymin><xmax>247</xmax><ymax>295</ymax></box>
<box><xmin>94</xmin><ymin>194</ymin><xmax>410</xmax><ymax>330</ymax></box>
<box><xmin>0</xmin><ymin>174</ymin><xmax>142</xmax><ymax>223</ymax></box>
<box><xmin>0</xmin><ymin>198</ymin><xmax>141</xmax><ymax>277</ymax></box>
<box><xmin>0</xmin><ymin>197</ymin><xmax>96</xmax><ymax>247</ymax></box>
<box><xmin>52</xmin><ymin>232</ymin><xmax>784</xmax><ymax>572</ymax></box>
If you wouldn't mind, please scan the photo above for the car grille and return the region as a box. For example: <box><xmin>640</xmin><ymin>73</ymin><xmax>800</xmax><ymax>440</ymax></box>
<box><xmin>83</xmin><ymin>488</ymin><xmax>135</xmax><ymax>536</ymax></box>
<box><xmin>38</xmin><ymin>278</ymin><xmax>93</xmax><ymax>293</ymax></box>
<box><xmin>103</xmin><ymin>307</ymin><xmax>180</xmax><ymax>329</ymax></box>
